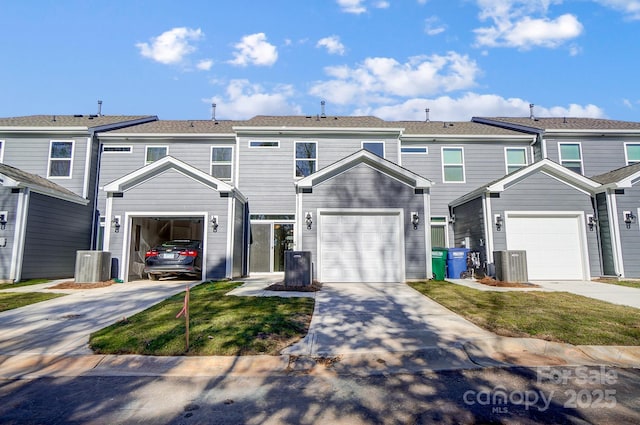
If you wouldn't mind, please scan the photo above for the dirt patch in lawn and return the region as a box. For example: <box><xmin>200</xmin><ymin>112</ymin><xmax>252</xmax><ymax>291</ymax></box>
<box><xmin>476</xmin><ymin>276</ymin><xmax>540</xmax><ymax>288</ymax></box>
<box><xmin>266</xmin><ymin>281</ymin><xmax>323</xmax><ymax>292</ymax></box>
<box><xmin>49</xmin><ymin>280</ymin><xmax>116</xmax><ymax>289</ymax></box>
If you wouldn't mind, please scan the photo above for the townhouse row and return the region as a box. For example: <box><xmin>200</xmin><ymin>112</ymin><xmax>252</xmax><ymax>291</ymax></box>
<box><xmin>1</xmin><ymin>112</ymin><xmax>640</xmax><ymax>283</ymax></box>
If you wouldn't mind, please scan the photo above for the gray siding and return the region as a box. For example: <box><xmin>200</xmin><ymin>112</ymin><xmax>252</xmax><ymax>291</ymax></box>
<box><xmin>106</xmin><ymin>169</ymin><xmax>231</xmax><ymax>280</ymax></box>
<box><xmin>22</xmin><ymin>192</ymin><xmax>92</xmax><ymax>279</ymax></box>
<box><xmin>299</xmin><ymin>163</ymin><xmax>427</xmax><ymax>280</ymax></box>
<box><xmin>0</xmin><ymin>188</ymin><xmax>20</xmax><ymax>280</ymax></box>
<box><xmin>232</xmin><ymin>198</ymin><xmax>246</xmax><ymax>277</ymax></box>
<box><xmin>613</xmin><ymin>186</ymin><xmax>640</xmax><ymax>277</ymax></box>
<box><xmin>489</xmin><ymin>172</ymin><xmax>601</xmax><ymax>276</ymax></box>
<box><xmin>596</xmin><ymin>192</ymin><xmax>616</xmax><ymax>276</ymax></box>
<box><xmin>546</xmin><ymin>138</ymin><xmax>634</xmax><ymax>177</ymax></box>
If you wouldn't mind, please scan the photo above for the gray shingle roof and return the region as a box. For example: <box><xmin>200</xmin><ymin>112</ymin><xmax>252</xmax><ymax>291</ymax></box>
<box><xmin>0</xmin><ymin>115</ymin><xmax>157</xmax><ymax>129</ymax></box>
<box><xmin>474</xmin><ymin>117</ymin><xmax>640</xmax><ymax>131</ymax></box>
<box><xmin>0</xmin><ymin>163</ymin><xmax>84</xmax><ymax>201</ymax></box>
<box><xmin>591</xmin><ymin>162</ymin><xmax>640</xmax><ymax>184</ymax></box>
<box><xmin>241</xmin><ymin>115</ymin><xmax>389</xmax><ymax>128</ymax></box>
<box><xmin>396</xmin><ymin>120</ymin><xmax>526</xmax><ymax>136</ymax></box>
<box><xmin>104</xmin><ymin>120</ymin><xmax>241</xmax><ymax>134</ymax></box>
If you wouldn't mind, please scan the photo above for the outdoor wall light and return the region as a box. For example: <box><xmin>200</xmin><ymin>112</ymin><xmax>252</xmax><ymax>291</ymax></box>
<box><xmin>587</xmin><ymin>214</ymin><xmax>596</xmax><ymax>232</ymax></box>
<box><xmin>305</xmin><ymin>212</ymin><xmax>313</xmax><ymax>230</ymax></box>
<box><xmin>449</xmin><ymin>214</ymin><xmax>456</xmax><ymax>224</ymax></box>
<box><xmin>0</xmin><ymin>211</ymin><xmax>7</xmax><ymax>230</ymax></box>
<box><xmin>210</xmin><ymin>215</ymin><xmax>219</xmax><ymax>232</ymax></box>
<box><xmin>624</xmin><ymin>211</ymin><xmax>636</xmax><ymax>229</ymax></box>
<box><xmin>411</xmin><ymin>212</ymin><xmax>420</xmax><ymax>230</ymax></box>
<box><xmin>494</xmin><ymin>214</ymin><xmax>503</xmax><ymax>231</ymax></box>
<box><xmin>112</xmin><ymin>216</ymin><xmax>121</xmax><ymax>233</ymax></box>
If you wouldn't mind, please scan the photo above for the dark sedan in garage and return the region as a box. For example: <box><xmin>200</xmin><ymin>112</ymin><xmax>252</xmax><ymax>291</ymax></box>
<box><xmin>144</xmin><ymin>239</ymin><xmax>202</xmax><ymax>280</ymax></box>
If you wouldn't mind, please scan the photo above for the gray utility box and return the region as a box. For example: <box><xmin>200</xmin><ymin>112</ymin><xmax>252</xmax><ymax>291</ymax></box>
<box><xmin>284</xmin><ymin>251</ymin><xmax>312</xmax><ymax>286</ymax></box>
<box><xmin>494</xmin><ymin>250</ymin><xmax>528</xmax><ymax>283</ymax></box>
<box><xmin>75</xmin><ymin>251</ymin><xmax>112</xmax><ymax>283</ymax></box>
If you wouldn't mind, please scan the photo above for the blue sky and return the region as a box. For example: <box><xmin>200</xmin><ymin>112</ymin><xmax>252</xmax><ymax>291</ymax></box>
<box><xmin>2</xmin><ymin>0</ymin><xmax>640</xmax><ymax>122</ymax></box>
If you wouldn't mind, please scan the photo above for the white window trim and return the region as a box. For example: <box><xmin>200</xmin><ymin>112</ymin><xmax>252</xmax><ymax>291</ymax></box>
<box><xmin>249</xmin><ymin>140</ymin><xmax>280</xmax><ymax>148</ymax></box>
<box><xmin>102</xmin><ymin>145</ymin><xmax>132</xmax><ymax>153</ymax></box>
<box><xmin>624</xmin><ymin>142</ymin><xmax>640</xmax><ymax>165</ymax></box>
<box><xmin>504</xmin><ymin>147</ymin><xmax>528</xmax><ymax>174</ymax></box>
<box><xmin>210</xmin><ymin>145</ymin><xmax>234</xmax><ymax>182</ymax></box>
<box><xmin>558</xmin><ymin>142</ymin><xmax>584</xmax><ymax>174</ymax></box>
<box><xmin>0</xmin><ymin>140</ymin><xmax>4</xmax><ymax>163</ymax></box>
<box><xmin>294</xmin><ymin>141</ymin><xmax>318</xmax><ymax>179</ymax></box>
<box><xmin>441</xmin><ymin>146</ymin><xmax>465</xmax><ymax>183</ymax></box>
<box><xmin>362</xmin><ymin>141</ymin><xmax>385</xmax><ymax>158</ymax></box>
<box><xmin>401</xmin><ymin>146</ymin><xmax>428</xmax><ymax>154</ymax></box>
<box><xmin>47</xmin><ymin>139</ymin><xmax>75</xmax><ymax>179</ymax></box>
<box><xmin>145</xmin><ymin>145</ymin><xmax>169</xmax><ymax>165</ymax></box>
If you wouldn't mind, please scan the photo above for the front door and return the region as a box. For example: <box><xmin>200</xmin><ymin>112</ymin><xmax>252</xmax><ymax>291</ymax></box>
<box><xmin>250</xmin><ymin>222</ymin><xmax>294</xmax><ymax>272</ymax></box>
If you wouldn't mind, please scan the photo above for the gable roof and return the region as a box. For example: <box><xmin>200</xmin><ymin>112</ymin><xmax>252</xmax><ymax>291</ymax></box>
<box><xmin>450</xmin><ymin>159</ymin><xmax>601</xmax><ymax>208</ymax></box>
<box><xmin>0</xmin><ymin>115</ymin><xmax>157</xmax><ymax>133</ymax></box>
<box><xmin>295</xmin><ymin>149</ymin><xmax>432</xmax><ymax>190</ymax></box>
<box><xmin>103</xmin><ymin>155</ymin><xmax>245</xmax><ymax>201</ymax></box>
<box><xmin>591</xmin><ymin>162</ymin><xmax>640</xmax><ymax>189</ymax></box>
<box><xmin>0</xmin><ymin>163</ymin><xmax>88</xmax><ymax>204</ymax></box>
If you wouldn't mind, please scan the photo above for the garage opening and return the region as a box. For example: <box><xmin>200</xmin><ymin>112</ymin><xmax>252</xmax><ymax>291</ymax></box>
<box><xmin>127</xmin><ymin>216</ymin><xmax>205</xmax><ymax>281</ymax></box>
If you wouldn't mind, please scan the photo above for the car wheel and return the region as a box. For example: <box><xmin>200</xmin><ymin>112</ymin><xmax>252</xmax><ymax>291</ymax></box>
<box><xmin>148</xmin><ymin>273</ymin><xmax>159</xmax><ymax>281</ymax></box>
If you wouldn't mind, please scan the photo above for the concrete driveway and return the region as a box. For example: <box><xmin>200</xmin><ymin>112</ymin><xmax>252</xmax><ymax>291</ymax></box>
<box><xmin>0</xmin><ymin>279</ymin><xmax>198</xmax><ymax>355</ymax></box>
<box><xmin>282</xmin><ymin>282</ymin><xmax>494</xmax><ymax>357</ymax></box>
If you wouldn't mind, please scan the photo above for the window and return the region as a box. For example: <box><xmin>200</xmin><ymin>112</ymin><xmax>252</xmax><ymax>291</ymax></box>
<box><xmin>430</xmin><ymin>217</ymin><xmax>447</xmax><ymax>248</ymax></box>
<box><xmin>505</xmin><ymin>147</ymin><xmax>528</xmax><ymax>174</ymax></box>
<box><xmin>0</xmin><ymin>140</ymin><xmax>3</xmax><ymax>163</ymax></box>
<box><xmin>559</xmin><ymin>143</ymin><xmax>583</xmax><ymax>174</ymax></box>
<box><xmin>401</xmin><ymin>146</ymin><xmax>428</xmax><ymax>154</ymax></box>
<box><xmin>442</xmin><ymin>147</ymin><xmax>465</xmax><ymax>182</ymax></box>
<box><xmin>295</xmin><ymin>141</ymin><xmax>317</xmax><ymax>177</ymax></box>
<box><xmin>249</xmin><ymin>140</ymin><xmax>279</xmax><ymax>148</ymax></box>
<box><xmin>625</xmin><ymin>143</ymin><xmax>640</xmax><ymax>165</ymax></box>
<box><xmin>211</xmin><ymin>146</ymin><xmax>233</xmax><ymax>181</ymax></box>
<box><xmin>103</xmin><ymin>146</ymin><xmax>132</xmax><ymax>153</ymax></box>
<box><xmin>145</xmin><ymin>146</ymin><xmax>168</xmax><ymax>165</ymax></box>
<box><xmin>362</xmin><ymin>141</ymin><xmax>385</xmax><ymax>157</ymax></box>
<box><xmin>48</xmin><ymin>140</ymin><xmax>74</xmax><ymax>177</ymax></box>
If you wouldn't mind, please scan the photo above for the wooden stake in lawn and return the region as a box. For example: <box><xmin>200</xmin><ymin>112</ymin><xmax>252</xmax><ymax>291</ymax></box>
<box><xmin>175</xmin><ymin>285</ymin><xmax>190</xmax><ymax>352</ymax></box>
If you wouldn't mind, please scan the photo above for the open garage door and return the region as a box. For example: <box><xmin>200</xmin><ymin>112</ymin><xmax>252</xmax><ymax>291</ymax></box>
<box><xmin>506</xmin><ymin>214</ymin><xmax>587</xmax><ymax>280</ymax></box>
<box><xmin>127</xmin><ymin>216</ymin><xmax>205</xmax><ymax>281</ymax></box>
<box><xmin>319</xmin><ymin>212</ymin><xmax>403</xmax><ymax>283</ymax></box>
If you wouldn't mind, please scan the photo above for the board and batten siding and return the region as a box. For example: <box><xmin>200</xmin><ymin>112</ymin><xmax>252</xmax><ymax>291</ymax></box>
<box><xmin>451</xmin><ymin>197</ymin><xmax>486</xmax><ymax>262</ymax></box>
<box><xmin>0</xmin><ymin>188</ymin><xmax>20</xmax><ymax>280</ymax></box>
<box><xmin>232</xmin><ymin>197</ymin><xmax>246</xmax><ymax>277</ymax></box>
<box><xmin>106</xmin><ymin>169</ymin><xmax>231</xmax><ymax>279</ymax></box>
<box><xmin>21</xmin><ymin>192</ymin><xmax>93</xmax><ymax>279</ymax></box>
<box><xmin>596</xmin><ymin>192</ymin><xmax>616</xmax><ymax>276</ymax></box>
<box><xmin>489</xmin><ymin>172</ymin><xmax>602</xmax><ymax>276</ymax></box>
<box><xmin>237</xmin><ymin>135</ymin><xmax>399</xmax><ymax>214</ymax></box>
<box><xmin>299</xmin><ymin>163</ymin><xmax>427</xmax><ymax>280</ymax></box>
<box><xmin>612</xmin><ymin>185</ymin><xmax>640</xmax><ymax>277</ymax></box>
<box><xmin>545</xmin><ymin>138</ymin><xmax>632</xmax><ymax>177</ymax></box>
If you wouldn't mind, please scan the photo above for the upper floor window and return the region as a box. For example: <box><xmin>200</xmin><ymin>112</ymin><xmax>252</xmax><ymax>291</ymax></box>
<box><xmin>401</xmin><ymin>146</ymin><xmax>428</xmax><ymax>154</ymax></box>
<box><xmin>0</xmin><ymin>140</ymin><xmax>4</xmax><ymax>163</ymax></box>
<box><xmin>211</xmin><ymin>146</ymin><xmax>233</xmax><ymax>181</ymax></box>
<box><xmin>48</xmin><ymin>140</ymin><xmax>74</xmax><ymax>178</ymax></box>
<box><xmin>362</xmin><ymin>141</ymin><xmax>385</xmax><ymax>158</ymax></box>
<box><xmin>103</xmin><ymin>146</ymin><xmax>132</xmax><ymax>153</ymax></box>
<box><xmin>145</xmin><ymin>146</ymin><xmax>168</xmax><ymax>165</ymax></box>
<box><xmin>559</xmin><ymin>143</ymin><xmax>583</xmax><ymax>174</ymax></box>
<box><xmin>625</xmin><ymin>143</ymin><xmax>640</xmax><ymax>165</ymax></box>
<box><xmin>505</xmin><ymin>147</ymin><xmax>528</xmax><ymax>174</ymax></box>
<box><xmin>295</xmin><ymin>141</ymin><xmax>317</xmax><ymax>177</ymax></box>
<box><xmin>442</xmin><ymin>147</ymin><xmax>465</xmax><ymax>183</ymax></box>
<box><xmin>249</xmin><ymin>140</ymin><xmax>279</xmax><ymax>148</ymax></box>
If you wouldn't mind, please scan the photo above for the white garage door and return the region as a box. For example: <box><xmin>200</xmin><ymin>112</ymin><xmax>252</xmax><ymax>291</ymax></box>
<box><xmin>506</xmin><ymin>215</ymin><xmax>586</xmax><ymax>280</ymax></box>
<box><xmin>319</xmin><ymin>213</ymin><xmax>403</xmax><ymax>283</ymax></box>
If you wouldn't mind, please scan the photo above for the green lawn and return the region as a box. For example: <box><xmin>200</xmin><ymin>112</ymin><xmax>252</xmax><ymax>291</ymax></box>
<box><xmin>0</xmin><ymin>292</ymin><xmax>67</xmax><ymax>312</ymax></box>
<box><xmin>0</xmin><ymin>279</ymin><xmax>51</xmax><ymax>290</ymax></box>
<box><xmin>90</xmin><ymin>281</ymin><xmax>315</xmax><ymax>356</ymax></box>
<box><xmin>595</xmin><ymin>278</ymin><xmax>640</xmax><ymax>289</ymax></box>
<box><xmin>409</xmin><ymin>280</ymin><xmax>640</xmax><ymax>346</ymax></box>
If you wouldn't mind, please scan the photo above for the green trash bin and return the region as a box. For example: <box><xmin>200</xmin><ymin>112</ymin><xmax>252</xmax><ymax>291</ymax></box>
<box><xmin>431</xmin><ymin>248</ymin><xmax>448</xmax><ymax>280</ymax></box>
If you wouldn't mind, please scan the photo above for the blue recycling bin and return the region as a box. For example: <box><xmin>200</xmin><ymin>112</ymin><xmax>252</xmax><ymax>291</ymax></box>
<box><xmin>447</xmin><ymin>248</ymin><xmax>470</xmax><ymax>279</ymax></box>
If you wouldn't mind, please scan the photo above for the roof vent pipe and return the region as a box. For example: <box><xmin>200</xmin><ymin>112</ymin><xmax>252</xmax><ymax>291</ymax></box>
<box><xmin>529</xmin><ymin>103</ymin><xmax>535</xmax><ymax>120</ymax></box>
<box><xmin>321</xmin><ymin>100</ymin><xmax>326</xmax><ymax>118</ymax></box>
<box><xmin>212</xmin><ymin>103</ymin><xmax>217</xmax><ymax>121</ymax></box>
<box><xmin>97</xmin><ymin>100</ymin><xmax>103</xmax><ymax>116</ymax></box>
<box><xmin>425</xmin><ymin>108</ymin><xmax>430</xmax><ymax>122</ymax></box>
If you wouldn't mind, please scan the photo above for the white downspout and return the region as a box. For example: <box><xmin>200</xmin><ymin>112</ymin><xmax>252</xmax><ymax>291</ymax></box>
<box><xmin>10</xmin><ymin>189</ymin><xmax>30</xmax><ymax>282</ymax></box>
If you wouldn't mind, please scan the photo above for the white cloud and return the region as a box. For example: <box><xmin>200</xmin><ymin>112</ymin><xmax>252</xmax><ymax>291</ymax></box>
<box><xmin>594</xmin><ymin>0</ymin><xmax>640</xmax><ymax>20</ymax></box>
<box><xmin>317</xmin><ymin>36</ymin><xmax>346</xmax><ymax>55</ymax></box>
<box><xmin>136</xmin><ymin>27</ymin><xmax>203</xmax><ymax>64</ymax></box>
<box><xmin>196</xmin><ymin>59</ymin><xmax>213</xmax><ymax>71</ymax></box>
<box><xmin>374</xmin><ymin>1</ymin><xmax>390</xmax><ymax>9</ymax></box>
<box><xmin>353</xmin><ymin>93</ymin><xmax>606</xmax><ymax>121</ymax></box>
<box><xmin>474</xmin><ymin>0</ymin><xmax>583</xmax><ymax>49</ymax></box>
<box><xmin>309</xmin><ymin>53</ymin><xmax>480</xmax><ymax>106</ymax></box>
<box><xmin>424</xmin><ymin>16</ymin><xmax>446</xmax><ymax>35</ymax></box>
<box><xmin>229</xmin><ymin>33</ymin><xmax>278</xmax><ymax>67</ymax></box>
<box><xmin>337</xmin><ymin>0</ymin><xmax>367</xmax><ymax>14</ymax></box>
<box><xmin>205</xmin><ymin>79</ymin><xmax>301</xmax><ymax>119</ymax></box>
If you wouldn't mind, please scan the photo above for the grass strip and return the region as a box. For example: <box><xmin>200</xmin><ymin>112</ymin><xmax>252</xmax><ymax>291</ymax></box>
<box><xmin>409</xmin><ymin>280</ymin><xmax>640</xmax><ymax>346</ymax></box>
<box><xmin>0</xmin><ymin>279</ymin><xmax>51</xmax><ymax>290</ymax></box>
<box><xmin>0</xmin><ymin>292</ymin><xmax>66</xmax><ymax>312</ymax></box>
<box><xmin>90</xmin><ymin>281</ymin><xmax>314</xmax><ymax>356</ymax></box>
